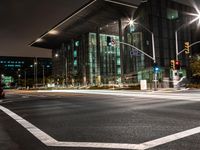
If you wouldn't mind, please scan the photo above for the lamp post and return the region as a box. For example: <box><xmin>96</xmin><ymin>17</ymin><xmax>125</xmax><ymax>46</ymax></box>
<box><xmin>173</xmin><ymin>12</ymin><xmax>200</xmax><ymax>88</ymax></box>
<box><xmin>24</xmin><ymin>71</ymin><xmax>27</xmax><ymax>88</ymax></box>
<box><xmin>55</xmin><ymin>53</ymin><xmax>67</xmax><ymax>87</ymax></box>
<box><xmin>18</xmin><ymin>74</ymin><xmax>21</xmax><ymax>86</ymax></box>
<box><xmin>42</xmin><ymin>65</ymin><xmax>45</xmax><ymax>87</ymax></box>
<box><xmin>129</xmin><ymin>20</ymin><xmax>157</xmax><ymax>90</ymax></box>
<box><xmin>175</xmin><ymin>21</ymin><xmax>200</xmax><ymax>60</ymax></box>
<box><xmin>34</xmin><ymin>60</ymin><xmax>38</xmax><ymax>88</ymax></box>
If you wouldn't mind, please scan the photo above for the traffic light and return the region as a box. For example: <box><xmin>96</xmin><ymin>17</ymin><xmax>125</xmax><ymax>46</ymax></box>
<box><xmin>175</xmin><ymin>60</ymin><xmax>181</xmax><ymax>70</ymax></box>
<box><xmin>153</xmin><ymin>63</ymin><xmax>160</xmax><ymax>73</ymax></box>
<box><xmin>107</xmin><ymin>36</ymin><xmax>111</xmax><ymax>46</ymax></box>
<box><xmin>170</xmin><ymin>60</ymin><xmax>175</xmax><ymax>70</ymax></box>
<box><xmin>184</xmin><ymin>42</ymin><xmax>190</xmax><ymax>54</ymax></box>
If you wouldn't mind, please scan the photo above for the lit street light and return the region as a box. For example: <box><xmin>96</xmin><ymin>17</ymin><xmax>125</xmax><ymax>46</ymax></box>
<box><xmin>34</xmin><ymin>58</ymin><xmax>38</xmax><ymax>88</ymax></box>
<box><xmin>42</xmin><ymin>65</ymin><xmax>45</xmax><ymax>87</ymax></box>
<box><xmin>55</xmin><ymin>53</ymin><xmax>68</xmax><ymax>87</ymax></box>
<box><xmin>129</xmin><ymin>19</ymin><xmax>156</xmax><ymax>63</ymax></box>
<box><xmin>127</xmin><ymin>19</ymin><xmax>157</xmax><ymax>90</ymax></box>
<box><xmin>175</xmin><ymin>8</ymin><xmax>200</xmax><ymax>60</ymax></box>
<box><xmin>18</xmin><ymin>74</ymin><xmax>21</xmax><ymax>86</ymax></box>
<box><xmin>173</xmin><ymin>7</ymin><xmax>200</xmax><ymax>88</ymax></box>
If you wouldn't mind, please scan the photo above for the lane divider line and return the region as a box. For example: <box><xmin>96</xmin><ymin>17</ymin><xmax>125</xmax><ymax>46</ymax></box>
<box><xmin>1</xmin><ymin>105</ymin><xmax>200</xmax><ymax>150</ymax></box>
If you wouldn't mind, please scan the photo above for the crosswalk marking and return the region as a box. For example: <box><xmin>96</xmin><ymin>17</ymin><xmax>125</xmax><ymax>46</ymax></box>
<box><xmin>1</xmin><ymin>105</ymin><xmax>200</xmax><ymax>150</ymax></box>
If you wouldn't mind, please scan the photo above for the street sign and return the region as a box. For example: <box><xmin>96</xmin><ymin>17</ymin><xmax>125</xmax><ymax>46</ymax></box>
<box><xmin>130</xmin><ymin>49</ymin><xmax>141</xmax><ymax>56</ymax></box>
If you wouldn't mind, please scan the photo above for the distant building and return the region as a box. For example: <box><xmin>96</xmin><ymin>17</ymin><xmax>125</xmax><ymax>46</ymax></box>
<box><xmin>0</xmin><ymin>56</ymin><xmax>52</xmax><ymax>87</ymax></box>
<box><xmin>30</xmin><ymin>0</ymin><xmax>199</xmax><ymax>87</ymax></box>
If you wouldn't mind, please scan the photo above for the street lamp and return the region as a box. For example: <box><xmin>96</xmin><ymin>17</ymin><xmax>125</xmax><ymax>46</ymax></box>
<box><xmin>129</xmin><ymin>19</ymin><xmax>156</xmax><ymax>63</ymax></box>
<box><xmin>42</xmin><ymin>65</ymin><xmax>45</xmax><ymax>87</ymax></box>
<box><xmin>128</xmin><ymin>19</ymin><xmax>157</xmax><ymax>90</ymax></box>
<box><xmin>1</xmin><ymin>74</ymin><xmax>4</xmax><ymax>84</ymax></box>
<box><xmin>173</xmin><ymin>9</ymin><xmax>200</xmax><ymax>88</ymax></box>
<box><xmin>34</xmin><ymin>59</ymin><xmax>38</xmax><ymax>88</ymax></box>
<box><xmin>54</xmin><ymin>53</ymin><xmax>67</xmax><ymax>87</ymax></box>
<box><xmin>175</xmin><ymin>10</ymin><xmax>200</xmax><ymax>60</ymax></box>
<box><xmin>18</xmin><ymin>74</ymin><xmax>21</xmax><ymax>86</ymax></box>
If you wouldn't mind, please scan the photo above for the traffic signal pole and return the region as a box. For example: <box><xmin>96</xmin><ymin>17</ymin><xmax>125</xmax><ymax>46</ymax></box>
<box><xmin>177</xmin><ymin>41</ymin><xmax>200</xmax><ymax>57</ymax></box>
<box><xmin>118</xmin><ymin>41</ymin><xmax>158</xmax><ymax>91</ymax></box>
<box><xmin>175</xmin><ymin>30</ymin><xmax>179</xmax><ymax>61</ymax></box>
<box><xmin>173</xmin><ymin>41</ymin><xmax>200</xmax><ymax>88</ymax></box>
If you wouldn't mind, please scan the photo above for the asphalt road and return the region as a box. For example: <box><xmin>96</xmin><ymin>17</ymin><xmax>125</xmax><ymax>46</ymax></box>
<box><xmin>0</xmin><ymin>90</ymin><xmax>200</xmax><ymax>150</ymax></box>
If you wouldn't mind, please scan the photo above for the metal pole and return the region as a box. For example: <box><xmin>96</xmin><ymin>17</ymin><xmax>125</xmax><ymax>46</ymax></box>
<box><xmin>152</xmin><ymin>33</ymin><xmax>157</xmax><ymax>91</ymax></box>
<box><xmin>119</xmin><ymin>42</ymin><xmax>154</xmax><ymax>60</ymax></box>
<box><xmin>65</xmin><ymin>58</ymin><xmax>67</xmax><ymax>87</ymax></box>
<box><xmin>34</xmin><ymin>62</ymin><xmax>35</xmax><ymax>88</ymax></box>
<box><xmin>134</xmin><ymin>22</ymin><xmax>157</xmax><ymax>90</ymax></box>
<box><xmin>18</xmin><ymin>75</ymin><xmax>20</xmax><ymax>86</ymax></box>
<box><xmin>152</xmin><ymin>33</ymin><xmax>156</xmax><ymax>63</ymax></box>
<box><xmin>24</xmin><ymin>71</ymin><xmax>26</xmax><ymax>88</ymax></box>
<box><xmin>43</xmin><ymin>65</ymin><xmax>45</xmax><ymax>87</ymax></box>
<box><xmin>175</xmin><ymin>31</ymin><xmax>178</xmax><ymax>60</ymax></box>
<box><xmin>36</xmin><ymin>57</ymin><xmax>38</xmax><ymax>88</ymax></box>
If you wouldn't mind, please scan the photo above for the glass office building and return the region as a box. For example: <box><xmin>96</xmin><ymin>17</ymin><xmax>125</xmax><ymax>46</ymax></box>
<box><xmin>31</xmin><ymin>0</ymin><xmax>199</xmax><ymax>87</ymax></box>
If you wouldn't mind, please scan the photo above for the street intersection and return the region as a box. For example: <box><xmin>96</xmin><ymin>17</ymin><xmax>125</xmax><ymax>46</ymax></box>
<box><xmin>0</xmin><ymin>89</ymin><xmax>200</xmax><ymax>150</ymax></box>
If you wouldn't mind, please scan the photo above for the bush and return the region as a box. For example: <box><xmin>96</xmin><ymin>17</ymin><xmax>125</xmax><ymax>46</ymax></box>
<box><xmin>186</xmin><ymin>84</ymin><xmax>200</xmax><ymax>89</ymax></box>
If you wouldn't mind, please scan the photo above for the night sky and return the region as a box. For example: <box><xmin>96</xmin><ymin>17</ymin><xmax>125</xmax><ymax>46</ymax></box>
<box><xmin>0</xmin><ymin>0</ymin><xmax>197</xmax><ymax>58</ymax></box>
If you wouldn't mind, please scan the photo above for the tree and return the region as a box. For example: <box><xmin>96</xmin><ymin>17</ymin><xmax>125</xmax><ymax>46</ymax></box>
<box><xmin>190</xmin><ymin>55</ymin><xmax>200</xmax><ymax>84</ymax></box>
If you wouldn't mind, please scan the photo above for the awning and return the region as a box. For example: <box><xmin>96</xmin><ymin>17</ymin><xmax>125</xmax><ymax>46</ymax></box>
<box><xmin>30</xmin><ymin>0</ymin><xmax>138</xmax><ymax>49</ymax></box>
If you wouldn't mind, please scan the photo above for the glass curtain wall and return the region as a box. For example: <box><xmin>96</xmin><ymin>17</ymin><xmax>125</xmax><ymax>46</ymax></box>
<box><xmin>88</xmin><ymin>33</ymin><xmax>97</xmax><ymax>85</ymax></box>
<box><xmin>123</xmin><ymin>24</ymin><xmax>145</xmax><ymax>83</ymax></box>
<box><xmin>99</xmin><ymin>21</ymin><xmax>121</xmax><ymax>85</ymax></box>
<box><xmin>99</xmin><ymin>34</ymin><xmax>120</xmax><ymax>84</ymax></box>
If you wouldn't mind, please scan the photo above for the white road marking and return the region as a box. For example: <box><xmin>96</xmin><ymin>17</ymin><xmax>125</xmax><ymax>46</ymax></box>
<box><xmin>1</xmin><ymin>105</ymin><xmax>200</xmax><ymax>150</ymax></box>
<box><xmin>22</xmin><ymin>95</ymin><xmax>29</xmax><ymax>98</ymax></box>
<box><xmin>0</xmin><ymin>105</ymin><xmax>57</xmax><ymax>145</ymax></box>
<box><xmin>140</xmin><ymin>126</ymin><xmax>200</xmax><ymax>149</ymax></box>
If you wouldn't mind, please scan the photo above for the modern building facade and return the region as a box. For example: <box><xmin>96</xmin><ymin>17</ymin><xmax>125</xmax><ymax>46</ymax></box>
<box><xmin>0</xmin><ymin>56</ymin><xmax>52</xmax><ymax>87</ymax></box>
<box><xmin>31</xmin><ymin>0</ymin><xmax>199</xmax><ymax>87</ymax></box>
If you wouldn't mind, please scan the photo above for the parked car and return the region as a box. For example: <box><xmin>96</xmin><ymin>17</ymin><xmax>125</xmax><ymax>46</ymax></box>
<box><xmin>0</xmin><ymin>87</ymin><xmax>5</xmax><ymax>99</ymax></box>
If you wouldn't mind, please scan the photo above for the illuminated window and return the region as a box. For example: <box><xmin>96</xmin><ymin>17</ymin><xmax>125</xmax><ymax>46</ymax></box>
<box><xmin>67</xmin><ymin>45</ymin><xmax>70</xmax><ymax>50</ymax></box>
<box><xmin>74</xmin><ymin>60</ymin><xmax>77</xmax><ymax>66</ymax></box>
<box><xmin>117</xmin><ymin>58</ymin><xmax>120</xmax><ymax>65</ymax></box>
<box><xmin>75</xmin><ymin>41</ymin><xmax>79</xmax><ymax>47</ymax></box>
<box><xmin>73</xmin><ymin>50</ymin><xmax>77</xmax><ymax>57</ymax></box>
<box><xmin>117</xmin><ymin>68</ymin><xmax>121</xmax><ymax>75</ymax></box>
<box><xmin>167</xmin><ymin>8</ymin><xmax>178</xmax><ymax>20</ymax></box>
<box><xmin>130</xmin><ymin>25</ymin><xmax>135</xmax><ymax>33</ymax></box>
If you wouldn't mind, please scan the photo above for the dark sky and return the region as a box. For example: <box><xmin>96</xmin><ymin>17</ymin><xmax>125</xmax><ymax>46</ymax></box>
<box><xmin>0</xmin><ymin>0</ymin><xmax>197</xmax><ymax>58</ymax></box>
<box><xmin>0</xmin><ymin>0</ymin><xmax>92</xmax><ymax>58</ymax></box>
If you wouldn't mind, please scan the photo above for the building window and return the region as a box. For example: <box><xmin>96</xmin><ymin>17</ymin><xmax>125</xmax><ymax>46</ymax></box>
<box><xmin>67</xmin><ymin>45</ymin><xmax>71</xmax><ymax>51</ymax></box>
<box><xmin>130</xmin><ymin>25</ymin><xmax>136</xmax><ymax>33</ymax></box>
<box><xmin>117</xmin><ymin>58</ymin><xmax>120</xmax><ymax>65</ymax></box>
<box><xmin>73</xmin><ymin>50</ymin><xmax>77</xmax><ymax>57</ymax></box>
<box><xmin>75</xmin><ymin>41</ymin><xmax>80</xmax><ymax>47</ymax></box>
<box><xmin>167</xmin><ymin>8</ymin><xmax>178</xmax><ymax>20</ymax></box>
<box><xmin>74</xmin><ymin>60</ymin><xmax>77</xmax><ymax>66</ymax></box>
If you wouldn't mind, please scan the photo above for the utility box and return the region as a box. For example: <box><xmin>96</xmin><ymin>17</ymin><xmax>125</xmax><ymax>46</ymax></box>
<box><xmin>140</xmin><ymin>80</ymin><xmax>147</xmax><ymax>90</ymax></box>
